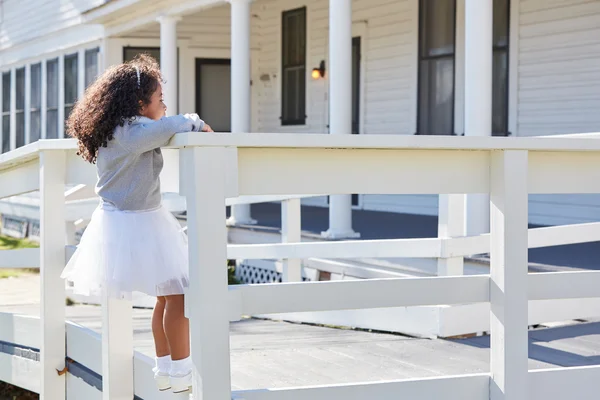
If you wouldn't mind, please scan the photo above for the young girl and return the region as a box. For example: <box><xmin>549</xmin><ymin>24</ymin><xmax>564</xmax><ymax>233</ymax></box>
<box><xmin>61</xmin><ymin>54</ymin><xmax>211</xmax><ymax>393</ymax></box>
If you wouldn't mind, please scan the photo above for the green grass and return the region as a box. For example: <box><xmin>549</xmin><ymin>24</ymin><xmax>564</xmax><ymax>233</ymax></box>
<box><xmin>0</xmin><ymin>235</ymin><xmax>39</xmax><ymax>279</ymax></box>
<box><xmin>0</xmin><ymin>235</ymin><xmax>39</xmax><ymax>250</ymax></box>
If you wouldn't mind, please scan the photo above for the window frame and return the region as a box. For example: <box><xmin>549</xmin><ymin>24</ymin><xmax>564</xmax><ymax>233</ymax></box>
<box><xmin>29</xmin><ymin>63</ymin><xmax>42</xmax><ymax>143</ymax></box>
<box><xmin>2</xmin><ymin>72</ymin><xmax>11</xmax><ymax>153</ymax></box>
<box><xmin>492</xmin><ymin>0</ymin><xmax>510</xmax><ymax>136</ymax></box>
<box><xmin>64</xmin><ymin>52</ymin><xmax>79</xmax><ymax>132</ymax></box>
<box><xmin>85</xmin><ymin>47</ymin><xmax>100</xmax><ymax>89</ymax></box>
<box><xmin>281</xmin><ymin>6</ymin><xmax>307</xmax><ymax>126</ymax></box>
<box><xmin>46</xmin><ymin>58</ymin><xmax>59</xmax><ymax>139</ymax></box>
<box><xmin>15</xmin><ymin>67</ymin><xmax>25</xmax><ymax>148</ymax></box>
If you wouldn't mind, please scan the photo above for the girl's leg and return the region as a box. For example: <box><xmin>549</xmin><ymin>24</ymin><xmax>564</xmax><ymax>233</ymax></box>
<box><xmin>163</xmin><ymin>294</ymin><xmax>190</xmax><ymax>361</ymax></box>
<box><xmin>152</xmin><ymin>296</ymin><xmax>170</xmax><ymax>357</ymax></box>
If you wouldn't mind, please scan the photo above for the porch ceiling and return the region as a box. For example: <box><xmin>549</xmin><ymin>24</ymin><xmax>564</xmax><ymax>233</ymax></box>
<box><xmin>83</xmin><ymin>0</ymin><xmax>228</xmax><ymax>37</ymax></box>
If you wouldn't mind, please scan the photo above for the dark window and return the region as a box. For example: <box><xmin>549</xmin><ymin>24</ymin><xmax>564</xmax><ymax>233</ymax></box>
<box><xmin>2</xmin><ymin>72</ymin><xmax>10</xmax><ymax>152</ymax></box>
<box><xmin>16</xmin><ymin>68</ymin><xmax>25</xmax><ymax>148</ymax></box>
<box><xmin>30</xmin><ymin>63</ymin><xmax>42</xmax><ymax>143</ymax></box>
<box><xmin>85</xmin><ymin>48</ymin><xmax>99</xmax><ymax>88</ymax></box>
<box><xmin>123</xmin><ymin>47</ymin><xmax>161</xmax><ymax>64</ymax></box>
<box><xmin>417</xmin><ymin>0</ymin><xmax>456</xmax><ymax>135</ymax></box>
<box><xmin>493</xmin><ymin>0</ymin><xmax>510</xmax><ymax>136</ymax></box>
<box><xmin>46</xmin><ymin>58</ymin><xmax>59</xmax><ymax>139</ymax></box>
<box><xmin>64</xmin><ymin>53</ymin><xmax>78</xmax><ymax>135</ymax></box>
<box><xmin>352</xmin><ymin>37</ymin><xmax>361</xmax><ymax>135</ymax></box>
<box><xmin>281</xmin><ymin>7</ymin><xmax>306</xmax><ymax>125</ymax></box>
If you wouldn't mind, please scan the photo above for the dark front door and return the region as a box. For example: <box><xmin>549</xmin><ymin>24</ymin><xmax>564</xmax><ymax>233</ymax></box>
<box><xmin>195</xmin><ymin>59</ymin><xmax>231</xmax><ymax>132</ymax></box>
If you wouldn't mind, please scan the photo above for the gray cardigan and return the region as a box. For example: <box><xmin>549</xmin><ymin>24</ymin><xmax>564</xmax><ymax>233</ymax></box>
<box><xmin>96</xmin><ymin>114</ymin><xmax>204</xmax><ymax>211</ymax></box>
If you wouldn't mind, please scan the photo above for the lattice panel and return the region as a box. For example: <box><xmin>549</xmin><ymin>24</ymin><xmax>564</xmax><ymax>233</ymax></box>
<box><xmin>235</xmin><ymin>263</ymin><xmax>311</xmax><ymax>284</ymax></box>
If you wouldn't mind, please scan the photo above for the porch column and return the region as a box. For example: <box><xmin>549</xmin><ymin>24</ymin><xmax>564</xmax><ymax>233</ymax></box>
<box><xmin>322</xmin><ymin>0</ymin><xmax>359</xmax><ymax>240</ymax></box>
<box><xmin>158</xmin><ymin>15</ymin><xmax>182</xmax><ymax>194</ymax></box>
<box><xmin>465</xmin><ymin>0</ymin><xmax>493</xmax><ymax>236</ymax></box>
<box><xmin>227</xmin><ymin>0</ymin><xmax>256</xmax><ymax>226</ymax></box>
<box><xmin>158</xmin><ymin>15</ymin><xmax>181</xmax><ymax>115</ymax></box>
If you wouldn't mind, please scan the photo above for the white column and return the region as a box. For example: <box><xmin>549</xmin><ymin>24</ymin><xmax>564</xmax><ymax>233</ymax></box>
<box><xmin>9</xmin><ymin>68</ymin><xmax>16</xmax><ymax>150</ymax></box>
<box><xmin>24</xmin><ymin>65</ymin><xmax>31</xmax><ymax>145</ymax></box>
<box><xmin>58</xmin><ymin>55</ymin><xmax>65</xmax><ymax>139</ymax></box>
<box><xmin>183</xmin><ymin>147</ymin><xmax>232</xmax><ymax>399</ymax></box>
<box><xmin>159</xmin><ymin>15</ymin><xmax>180</xmax><ymax>115</ymax></box>
<box><xmin>322</xmin><ymin>0</ymin><xmax>359</xmax><ymax>239</ymax></box>
<box><xmin>39</xmin><ymin>150</ymin><xmax>66</xmax><ymax>400</ymax></box>
<box><xmin>489</xmin><ymin>150</ymin><xmax>529</xmax><ymax>400</ymax></box>
<box><xmin>465</xmin><ymin>0</ymin><xmax>493</xmax><ymax>236</ymax></box>
<box><xmin>281</xmin><ymin>198</ymin><xmax>302</xmax><ymax>282</ymax></box>
<box><xmin>41</xmin><ymin>61</ymin><xmax>48</xmax><ymax>139</ymax></box>
<box><xmin>437</xmin><ymin>194</ymin><xmax>466</xmax><ymax>276</ymax></box>
<box><xmin>158</xmin><ymin>15</ymin><xmax>182</xmax><ymax>194</ymax></box>
<box><xmin>227</xmin><ymin>0</ymin><xmax>256</xmax><ymax>226</ymax></box>
<box><xmin>102</xmin><ymin>296</ymin><xmax>133</xmax><ymax>400</ymax></box>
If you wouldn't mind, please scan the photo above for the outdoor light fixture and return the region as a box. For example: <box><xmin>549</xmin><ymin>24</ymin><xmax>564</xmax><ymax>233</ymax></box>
<box><xmin>312</xmin><ymin>60</ymin><xmax>326</xmax><ymax>79</ymax></box>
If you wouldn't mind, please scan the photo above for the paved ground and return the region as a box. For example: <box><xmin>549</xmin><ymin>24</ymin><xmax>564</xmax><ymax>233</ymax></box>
<box><xmin>2</xmin><ymin>275</ymin><xmax>600</xmax><ymax>390</ymax></box>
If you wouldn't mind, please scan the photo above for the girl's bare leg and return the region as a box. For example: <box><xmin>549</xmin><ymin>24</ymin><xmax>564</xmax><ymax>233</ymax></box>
<box><xmin>163</xmin><ymin>294</ymin><xmax>190</xmax><ymax>361</ymax></box>
<box><xmin>152</xmin><ymin>296</ymin><xmax>170</xmax><ymax>357</ymax></box>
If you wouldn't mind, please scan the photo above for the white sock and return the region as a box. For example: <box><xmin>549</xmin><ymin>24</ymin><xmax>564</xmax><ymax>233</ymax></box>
<box><xmin>170</xmin><ymin>356</ymin><xmax>192</xmax><ymax>377</ymax></box>
<box><xmin>155</xmin><ymin>355</ymin><xmax>171</xmax><ymax>375</ymax></box>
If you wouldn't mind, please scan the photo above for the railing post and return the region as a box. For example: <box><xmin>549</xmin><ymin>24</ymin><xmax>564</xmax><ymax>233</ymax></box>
<box><xmin>281</xmin><ymin>198</ymin><xmax>302</xmax><ymax>282</ymax></box>
<box><xmin>101</xmin><ymin>296</ymin><xmax>133</xmax><ymax>400</ymax></box>
<box><xmin>437</xmin><ymin>194</ymin><xmax>466</xmax><ymax>276</ymax></box>
<box><xmin>182</xmin><ymin>146</ymin><xmax>232</xmax><ymax>399</ymax></box>
<box><xmin>489</xmin><ymin>150</ymin><xmax>529</xmax><ymax>400</ymax></box>
<box><xmin>39</xmin><ymin>150</ymin><xmax>66</xmax><ymax>399</ymax></box>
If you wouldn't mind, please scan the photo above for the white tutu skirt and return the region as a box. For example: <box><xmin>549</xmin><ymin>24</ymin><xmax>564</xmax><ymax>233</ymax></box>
<box><xmin>61</xmin><ymin>203</ymin><xmax>189</xmax><ymax>299</ymax></box>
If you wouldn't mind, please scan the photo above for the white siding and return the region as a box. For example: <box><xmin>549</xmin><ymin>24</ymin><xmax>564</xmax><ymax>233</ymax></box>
<box><xmin>0</xmin><ymin>0</ymin><xmax>104</xmax><ymax>51</ymax></box>
<box><xmin>518</xmin><ymin>0</ymin><xmax>600</xmax><ymax>225</ymax></box>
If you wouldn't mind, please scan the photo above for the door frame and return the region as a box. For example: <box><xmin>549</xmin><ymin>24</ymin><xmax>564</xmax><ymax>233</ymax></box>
<box><xmin>195</xmin><ymin>58</ymin><xmax>232</xmax><ymax>127</ymax></box>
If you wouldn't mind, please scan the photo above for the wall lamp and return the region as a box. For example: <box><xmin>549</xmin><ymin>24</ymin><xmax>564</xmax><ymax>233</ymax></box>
<box><xmin>312</xmin><ymin>60</ymin><xmax>326</xmax><ymax>79</ymax></box>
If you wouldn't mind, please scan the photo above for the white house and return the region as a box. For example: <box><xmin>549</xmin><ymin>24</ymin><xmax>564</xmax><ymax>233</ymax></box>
<box><xmin>1</xmin><ymin>0</ymin><xmax>599</xmax><ymax>237</ymax></box>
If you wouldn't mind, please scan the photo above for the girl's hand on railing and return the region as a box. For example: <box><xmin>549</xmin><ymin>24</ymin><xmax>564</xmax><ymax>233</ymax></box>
<box><xmin>202</xmin><ymin>123</ymin><xmax>214</xmax><ymax>132</ymax></box>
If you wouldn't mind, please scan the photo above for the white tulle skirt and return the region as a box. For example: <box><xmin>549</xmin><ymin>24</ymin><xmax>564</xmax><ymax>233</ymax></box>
<box><xmin>61</xmin><ymin>203</ymin><xmax>189</xmax><ymax>299</ymax></box>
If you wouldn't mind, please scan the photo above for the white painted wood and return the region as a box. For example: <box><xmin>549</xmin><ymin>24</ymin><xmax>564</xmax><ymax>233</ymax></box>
<box><xmin>527</xmin><ymin>221</ymin><xmax>600</xmax><ymax>248</ymax></box>
<box><xmin>0</xmin><ymin>352</ymin><xmax>41</xmax><ymax>394</ymax></box>
<box><xmin>489</xmin><ymin>150</ymin><xmax>529</xmax><ymax>400</ymax></box>
<box><xmin>39</xmin><ymin>149</ymin><xmax>67</xmax><ymax>400</ymax></box>
<box><xmin>41</xmin><ymin>60</ymin><xmax>47</xmax><ymax>139</ymax></box>
<box><xmin>528</xmin><ymin>151</ymin><xmax>600</xmax><ymax>194</ymax></box>
<box><xmin>66</xmin><ymin>151</ymin><xmax>98</xmax><ymax>186</ymax></box>
<box><xmin>324</xmin><ymin>0</ymin><xmax>357</xmax><ymax>240</ymax></box>
<box><xmin>281</xmin><ymin>198</ymin><xmax>302</xmax><ymax>282</ymax></box>
<box><xmin>464</xmin><ymin>0</ymin><xmax>493</xmax><ymax>236</ymax></box>
<box><xmin>24</xmin><ymin>64</ymin><xmax>31</xmax><ymax>144</ymax></box>
<box><xmin>437</xmin><ymin>194</ymin><xmax>466</xmax><ymax>276</ymax></box>
<box><xmin>170</xmin><ymin>132</ymin><xmax>600</xmax><ymax>152</ymax></box>
<box><xmin>0</xmin><ymin>312</ymin><xmax>40</xmax><ymax>349</ymax></box>
<box><xmin>182</xmin><ymin>146</ymin><xmax>232</xmax><ymax>399</ymax></box>
<box><xmin>9</xmin><ymin>68</ymin><xmax>16</xmax><ymax>151</ymax></box>
<box><xmin>0</xmin><ymin>248</ymin><xmax>39</xmax><ymax>268</ymax></box>
<box><xmin>77</xmin><ymin>48</ymin><xmax>86</xmax><ymax>101</ymax></box>
<box><xmin>232</xmin><ymin>373</ymin><xmax>490</xmax><ymax>400</ymax></box>
<box><xmin>0</xmin><ymin>160</ymin><xmax>39</xmax><ymax>199</ymax></box>
<box><xmin>228</xmin><ymin>0</ymin><xmax>255</xmax><ymax>226</ymax></box>
<box><xmin>529</xmin><ymin>271</ymin><xmax>600</xmax><ymax>301</ymax></box>
<box><xmin>228</xmin><ymin>237</ymin><xmax>442</xmax><ymax>260</ymax></box>
<box><xmin>235</xmin><ymin>148</ymin><xmax>491</xmax><ymax>196</ymax></box>
<box><xmin>67</xmin><ymin>373</ymin><xmax>102</xmax><ymax>400</ymax></box>
<box><xmin>529</xmin><ymin>366</ymin><xmax>600</xmax><ymax>400</ymax></box>
<box><xmin>101</xmin><ymin>296</ymin><xmax>134</xmax><ymax>400</ymax></box>
<box><xmin>66</xmin><ymin>321</ymin><xmax>102</xmax><ymax>375</ymax></box>
<box><xmin>64</xmin><ymin>184</ymin><xmax>96</xmax><ymax>202</ymax></box>
<box><xmin>58</xmin><ymin>55</ymin><xmax>65</xmax><ymax>139</ymax></box>
<box><xmin>229</xmin><ymin>275</ymin><xmax>490</xmax><ymax>317</ymax></box>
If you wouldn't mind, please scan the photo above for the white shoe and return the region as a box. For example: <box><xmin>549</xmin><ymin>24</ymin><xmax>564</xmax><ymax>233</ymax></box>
<box><xmin>170</xmin><ymin>371</ymin><xmax>192</xmax><ymax>393</ymax></box>
<box><xmin>153</xmin><ymin>368</ymin><xmax>171</xmax><ymax>391</ymax></box>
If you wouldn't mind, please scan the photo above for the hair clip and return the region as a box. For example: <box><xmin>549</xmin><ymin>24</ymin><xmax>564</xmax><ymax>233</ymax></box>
<box><xmin>135</xmin><ymin>66</ymin><xmax>141</xmax><ymax>88</ymax></box>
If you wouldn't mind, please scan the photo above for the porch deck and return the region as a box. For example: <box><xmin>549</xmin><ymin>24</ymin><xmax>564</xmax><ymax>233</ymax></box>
<box><xmin>235</xmin><ymin>203</ymin><xmax>600</xmax><ymax>271</ymax></box>
<box><xmin>1</xmin><ymin>275</ymin><xmax>599</xmax><ymax>391</ymax></box>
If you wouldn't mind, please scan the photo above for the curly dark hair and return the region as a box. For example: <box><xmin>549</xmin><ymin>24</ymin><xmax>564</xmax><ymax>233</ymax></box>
<box><xmin>66</xmin><ymin>53</ymin><xmax>163</xmax><ymax>163</ymax></box>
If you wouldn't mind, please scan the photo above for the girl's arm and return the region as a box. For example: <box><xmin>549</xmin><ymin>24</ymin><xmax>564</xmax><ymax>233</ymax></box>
<box><xmin>121</xmin><ymin>114</ymin><xmax>205</xmax><ymax>152</ymax></box>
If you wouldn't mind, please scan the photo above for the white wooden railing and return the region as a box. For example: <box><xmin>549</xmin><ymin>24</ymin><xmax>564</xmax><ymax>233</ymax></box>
<box><xmin>1</xmin><ymin>133</ymin><xmax>600</xmax><ymax>399</ymax></box>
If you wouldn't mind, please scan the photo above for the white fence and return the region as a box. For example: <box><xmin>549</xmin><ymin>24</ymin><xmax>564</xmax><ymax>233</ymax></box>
<box><xmin>1</xmin><ymin>134</ymin><xmax>600</xmax><ymax>399</ymax></box>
